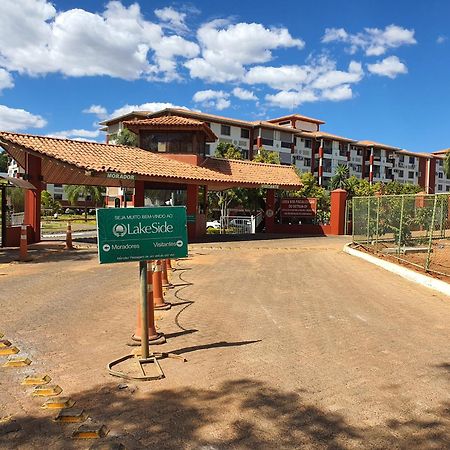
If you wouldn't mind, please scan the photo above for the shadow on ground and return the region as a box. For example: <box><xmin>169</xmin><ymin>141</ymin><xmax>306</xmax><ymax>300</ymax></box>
<box><xmin>1</xmin><ymin>378</ymin><xmax>449</xmax><ymax>450</ymax></box>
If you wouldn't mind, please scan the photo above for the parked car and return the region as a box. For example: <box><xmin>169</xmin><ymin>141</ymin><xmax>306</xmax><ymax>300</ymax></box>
<box><xmin>206</xmin><ymin>220</ymin><xmax>221</xmax><ymax>229</ymax></box>
<box><xmin>229</xmin><ymin>218</ymin><xmax>252</xmax><ymax>232</ymax></box>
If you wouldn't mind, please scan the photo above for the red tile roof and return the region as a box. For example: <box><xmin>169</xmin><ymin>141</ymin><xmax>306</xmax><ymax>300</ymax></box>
<box><xmin>123</xmin><ymin>115</ymin><xmax>217</xmax><ymax>142</ymax></box>
<box><xmin>0</xmin><ymin>132</ymin><xmax>302</xmax><ymax>189</ymax></box>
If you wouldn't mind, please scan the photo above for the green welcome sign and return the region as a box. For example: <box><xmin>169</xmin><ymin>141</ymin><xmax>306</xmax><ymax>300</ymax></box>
<box><xmin>96</xmin><ymin>206</ymin><xmax>188</xmax><ymax>264</ymax></box>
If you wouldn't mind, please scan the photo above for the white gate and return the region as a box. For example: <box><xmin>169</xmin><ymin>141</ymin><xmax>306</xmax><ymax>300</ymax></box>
<box><xmin>220</xmin><ymin>212</ymin><xmax>263</xmax><ymax>234</ymax></box>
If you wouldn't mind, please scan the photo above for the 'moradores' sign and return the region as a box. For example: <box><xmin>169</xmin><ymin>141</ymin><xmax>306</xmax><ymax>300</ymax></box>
<box><xmin>96</xmin><ymin>206</ymin><xmax>188</xmax><ymax>264</ymax></box>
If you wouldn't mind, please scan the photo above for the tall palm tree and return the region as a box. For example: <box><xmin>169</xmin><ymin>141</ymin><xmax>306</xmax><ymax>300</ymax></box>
<box><xmin>330</xmin><ymin>164</ymin><xmax>350</xmax><ymax>190</ymax></box>
<box><xmin>64</xmin><ymin>185</ymin><xmax>104</xmax><ymax>221</ymax></box>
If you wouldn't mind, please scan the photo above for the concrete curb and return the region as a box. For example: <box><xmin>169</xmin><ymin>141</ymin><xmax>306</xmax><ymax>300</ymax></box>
<box><xmin>343</xmin><ymin>243</ymin><xmax>450</xmax><ymax>297</ymax></box>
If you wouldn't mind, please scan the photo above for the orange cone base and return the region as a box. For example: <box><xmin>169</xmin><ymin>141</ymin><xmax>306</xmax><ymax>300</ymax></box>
<box><xmin>154</xmin><ymin>302</ymin><xmax>172</xmax><ymax>311</ymax></box>
<box><xmin>128</xmin><ymin>332</ymin><xmax>166</xmax><ymax>346</ymax></box>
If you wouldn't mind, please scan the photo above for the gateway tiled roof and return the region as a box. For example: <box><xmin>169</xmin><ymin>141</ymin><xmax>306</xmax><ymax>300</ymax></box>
<box><xmin>0</xmin><ymin>132</ymin><xmax>302</xmax><ymax>189</ymax></box>
<box><xmin>201</xmin><ymin>157</ymin><xmax>301</xmax><ymax>187</ymax></box>
<box><xmin>122</xmin><ymin>115</ymin><xmax>217</xmax><ymax>142</ymax></box>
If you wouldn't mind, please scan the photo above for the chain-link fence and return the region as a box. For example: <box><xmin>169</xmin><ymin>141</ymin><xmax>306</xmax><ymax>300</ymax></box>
<box><xmin>352</xmin><ymin>193</ymin><xmax>450</xmax><ymax>278</ymax></box>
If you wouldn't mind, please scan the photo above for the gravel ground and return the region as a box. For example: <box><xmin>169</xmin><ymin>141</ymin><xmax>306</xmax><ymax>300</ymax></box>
<box><xmin>0</xmin><ymin>236</ymin><xmax>449</xmax><ymax>449</ymax></box>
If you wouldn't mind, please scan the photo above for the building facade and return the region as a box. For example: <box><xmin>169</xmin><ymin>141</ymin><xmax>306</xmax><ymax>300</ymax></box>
<box><xmin>101</xmin><ymin>107</ymin><xmax>449</xmax><ymax>195</ymax></box>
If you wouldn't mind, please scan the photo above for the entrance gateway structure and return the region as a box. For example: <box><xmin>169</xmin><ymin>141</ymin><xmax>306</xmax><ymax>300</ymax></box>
<box><xmin>0</xmin><ymin>128</ymin><xmax>302</xmax><ymax>244</ymax></box>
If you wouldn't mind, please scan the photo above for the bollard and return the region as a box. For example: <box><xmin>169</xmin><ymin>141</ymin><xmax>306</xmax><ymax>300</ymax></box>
<box><xmin>131</xmin><ymin>261</ymin><xmax>166</xmax><ymax>344</ymax></box>
<box><xmin>19</xmin><ymin>225</ymin><xmax>28</xmax><ymax>262</ymax></box>
<box><xmin>65</xmin><ymin>221</ymin><xmax>74</xmax><ymax>250</ymax></box>
<box><xmin>161</xmin><ymin>259</ymin><xmax>173</xmax><ymax>288</ymax></box>
<box><xmin>152</xmin><ymin>260</ymin><xmax>171</xmax><ymax>310</ymax></box>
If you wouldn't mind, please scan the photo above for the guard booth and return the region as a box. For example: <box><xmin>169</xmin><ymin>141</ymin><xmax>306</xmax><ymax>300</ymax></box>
<box><xmin>0</xmin><ymin>129</ymin><xmax>303</xmax><ymax>244</ymax></box>
<box><xmin>0</xmin><ymin>174</ymin><xmax>36</xmax><ymax>247</ymax></box>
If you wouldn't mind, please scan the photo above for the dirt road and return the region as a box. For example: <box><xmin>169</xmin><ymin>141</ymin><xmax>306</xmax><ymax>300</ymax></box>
<box><xmin>0</xmin><ymin>236</ymin><xmax>449</xmax><ymax>449</ymax></box>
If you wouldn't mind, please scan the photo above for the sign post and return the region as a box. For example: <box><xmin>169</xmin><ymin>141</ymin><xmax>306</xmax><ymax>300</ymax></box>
<box><xmin>99</xmin><ymin>206</ymin><xmax>188</xmax><ymax>380</ymax></box>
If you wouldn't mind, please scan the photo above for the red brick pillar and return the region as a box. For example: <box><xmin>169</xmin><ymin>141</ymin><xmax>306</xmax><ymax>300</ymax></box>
<box><xmin>134</xmin><ymin>180</ymin><xmax>145</xmax><ymax>207</ymax></box>
<box><xmin>186</xmin><ymin>184</ymin><xmax>198</xmax><ymax>240</ymax></box>
<box><xmin>265</xmin><ymin>189</ymin><xmax>276</xmax><ymax>233</ymax></box>
<box><xmin>330</xmin><ymin>189</ymin><xmax>347</xmax><ymax>235</ymax></box>
<box><xmin>24</xmin><ymin>153</ymin><xmax>42</xmax><ymax>243</ymax></box>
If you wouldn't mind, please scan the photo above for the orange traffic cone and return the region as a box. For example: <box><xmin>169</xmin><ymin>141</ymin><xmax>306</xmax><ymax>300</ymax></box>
<box><xmin>162</xmin><ymin>259</ymin><xmax>173</xmax><ymax>288</ymax></box>
<box><xmin>131</xmin><ymin>262</ymin><xmax>166</xmax><ymax>344</ymax></box>
<box><xmin>153</xmin><ymin>260</ymin><xmax>171</xmax><ymax>310</ymax></box>
<box><xmin>65</xmin><ymin>221</ymin><xmax>74</xmax><ymax>250</ymax></box>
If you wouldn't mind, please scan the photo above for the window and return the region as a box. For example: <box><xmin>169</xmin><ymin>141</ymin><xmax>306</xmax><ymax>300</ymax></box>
<box><xmin>399</xmin><ymin>155</ymin><xmax>404</xmax><ymax>162</ymax></box>
<box><xmin>221</xmin><ymin>125</ymin><xmax>231</xmax><ymax>136</ymax></box>
<box><xmin>438</xmin><ymin>184</ymin><xmax>443</xmax><ymax>191</ymax></box>
<box><xmin>439</xmin><ymin>172</ymin><xmax>443</xmax><ymax>179</ymax></box>
<box><xmin>398</xmin><ymin>170</ymin><xmax>404</xmax><ymax>177</ymax></box>
<box><xmin>304</xmin><ymin>158</ymin><xmax>311</xmax><ymax>166</ymax></box>
<box><xmin>280</xmin><ymin>141</ymin><xmax>292</xmax><ymax>149</ymax></box>
<box><xmin>205</xmin><ymin>144</ymin><xmax>211</xmax><ymax>154</ymax></box>
<box><xmin>409</xmin><ymin>156</ymin><xmax>415</xmax><ymax>164</ymax></box>
<box><xmin>54</xmin><ymin>183</ymin><xmax>63</xmax><ymax>188</ymax></box>
<box><xmin>240</xmin><ymin>128</ymin><xmax>250</xmax><ymax>139</ymax></box>
<box><xmin>304</xmin><ymin>139</ymin><xmax>312</xmax><ymax>149</ymax></box>
<box><xmin>54</xmin><ymin>194</ymin><xmax>63</xmax><ymax>200</ymax></box>
<box><xmin>408</xmin><ymin>171</ymin><xmax>414</xmax><ymax>179</ymax></box>
<box><xmin>447</xmin><ymin>186</ymin><xmax>450</xmax><ymax>192</ymax></box>
<box><xmin>278</xmin><ymin>120</ymin><xmax>291</xmax><ymax>126</ymax></box>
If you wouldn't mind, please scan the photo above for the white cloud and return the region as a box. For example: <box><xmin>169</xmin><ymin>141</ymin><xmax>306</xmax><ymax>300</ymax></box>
<box><xmin>110</xmin><ymin>102</ymin><xmax>187</xmax><ymax>118</ymax></box>
<box><xmin>185</xmin><ymin>20</ymin><xmax>304</xmax><ymax>82</ymax></box>
<box><xmin>232</xmin><ymin>87</ymin><xmax>257</xmax><ymax>101</ymax></box>
<box><xmin>0</xmin><ymin>69</ymin><xmax>14</xmax><ymax>93</ymax></box>
<box><xmin>245</xmin><ymin>65</ymin><xmax>309</xmax><ymax>90</ymax></box>
<box><xmin>193</xmin><ymin>90</ymin><xmax>230</xmax><ymax>110</ymax></box>
<box><xmin>154</xmin><ymin>7</ymin><xmax>187</xmax><ymax>33</ymax></box>
<box><xmin>321</xmin><ymin>84</ymin><xmax>353</xmax><ymax>101</ymax></box>
<box><xmin>437</xmin><ymin>35</ymin><xmax>447</xmax><ymax>44</ymax></box>
<box><xmin>47</xmin><ymin>129</ymin><xmax>100</xmax><ymax>140</ymax></box>
<box><xmin>322</xmin><ymin>24</ymin><xmax>416</xmax><ymax>56</ymax></box>
<box><xmin>311</xmin><ymin>61</ymin><xmax>363</xmax><ymax>89</ymax></box>
<box><xmin>0</xmin><ymin>0</ymin><xmax>198</xmax><ymax>82</ymax></box>
<box><xmin>265</xmin><ymin>90</ymin><xmax>318</xmax><ymax>108</ymax></box>
<box><xmin>0</xmin><ymin>104</ymin><xmax>47</xmax><ymax>131</ymax></box>
<box><xmin>83</xmin><ymin>105</ymin><xmax>108</xmax><ymax>119</ymax></box>
<box><xmin>367</xmin><ymin>56</ymin><xmax>407</xmax><ymax>79</ymax></box>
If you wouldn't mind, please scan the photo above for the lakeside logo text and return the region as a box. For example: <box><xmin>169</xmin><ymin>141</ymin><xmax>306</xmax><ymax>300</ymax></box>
<box><xmin>112</xmin><ymin>221</ymin><xmax>174</xmax><ymax>238</ymax></box>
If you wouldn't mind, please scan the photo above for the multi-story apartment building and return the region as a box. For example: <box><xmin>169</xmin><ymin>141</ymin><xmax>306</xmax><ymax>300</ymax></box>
<box><xmin>101</xmin><ymin>107</ymin><xmax>450</xmax><ymax>194</ymax></box>
<box><xmin>7</xmin><ymin>107</ymin><xmax>447</xmax><ymax>203</ymax></box>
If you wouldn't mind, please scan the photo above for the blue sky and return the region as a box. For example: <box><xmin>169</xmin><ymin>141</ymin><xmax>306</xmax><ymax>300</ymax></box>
<box><xmin>0</xmin><ymin>0</ymin><xmax>449</xmax><ymax>152</ymax></box>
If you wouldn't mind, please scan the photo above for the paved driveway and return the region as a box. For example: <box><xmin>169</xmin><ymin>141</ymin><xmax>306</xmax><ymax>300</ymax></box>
<box><xmin>0</xmin><ymin>236</ymin><xmax>449</xmax><ymax>449</ymax></box>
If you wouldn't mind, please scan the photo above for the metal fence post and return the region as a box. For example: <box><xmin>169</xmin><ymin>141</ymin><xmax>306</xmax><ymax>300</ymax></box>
<box><xmin>398</xmin><ymin>195</ymin><xmax>405</xmax><ymax>254</ymax></box>
<box><xmin>425</xmin><ymin>195</ymin><xmax>438</xmax><ymax>271</ymax></box>
<box><xmin>375</xmin><ymin>196</ymin><xmax>380</xmax><ymax>245</ymax></box>
<box><xmin>439</xmin><ymin>195</ymin><xmax>445</xmax><ymax>238</ymax></box>
<box><xmin>352</xmin><ymin>198</ymin><xmax>355</xmax><ymax>243</ymax></box>
<box><xmin>366</xmin><ymin>197</ymin><xmax>371</xmax><ymax>244</ymax></box>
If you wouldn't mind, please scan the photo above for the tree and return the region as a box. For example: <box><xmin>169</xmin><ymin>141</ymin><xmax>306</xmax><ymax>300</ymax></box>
<box><xmin>114</xmin><ymin>128</ymin><xmax>138</xmax><ymax>147</ymax></box>
<box><xmin>64</xmin><ymin>185</ymin><xmax>104</xmax><ymax>221</ymax></box>
<box><xmin>0</xmin><ymin>151</ymin><xmax>8</xmax><ymax>173</ymax></box>
<box><xmin>215</xmin><ymin>142</ymin><xmax>243</xmax><ymax>159</ymax></box>
<box><xmin>41</xmin><ymin>190</ymin><xmax>61</xmax><ymax>215</ymax></box>
<box><xmin>208</xmin><ymin>143</ymin><xmax>244</xmax><ymax>220</ymax></box>
<box><xmin>330</xmin><ymin>164</ymin><xmax>350</xmax><ymax>190</ymax></box>
<box><xmin>253</xmin><ymin>147</ymin><xmax>280</xmax><ymax>164</ymax></box>
<box><xmin>444</xmin><ymin>152</ymin><xmax>450</xmax><ymax>180</ymax></box>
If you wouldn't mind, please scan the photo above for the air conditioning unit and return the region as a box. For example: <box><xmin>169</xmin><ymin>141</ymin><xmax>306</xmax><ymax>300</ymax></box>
<box><xmin>233</xmin><ymin>140</ymin><xmax>239</xmax><ymax>145</ymax></box>
<box><xmin>275</xmin><ymin>143</ymin><xmax>279</xmax><ymax>148</ymax></box>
